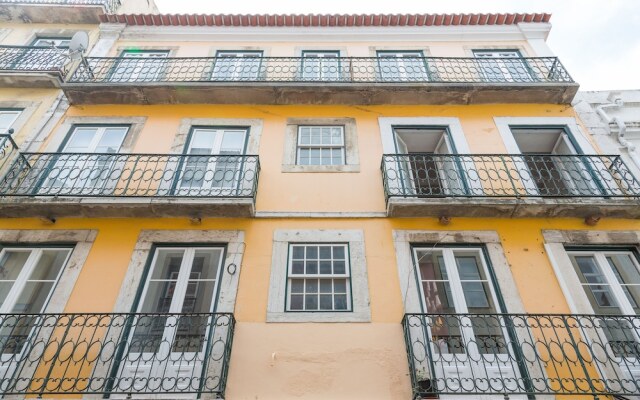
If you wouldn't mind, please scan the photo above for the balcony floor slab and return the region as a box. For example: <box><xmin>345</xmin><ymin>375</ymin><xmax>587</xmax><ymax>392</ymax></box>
<box><xmin>0</xmin><ymin>73</ymin><xmax>61</xmax><ymax>88</ymax></box>
<box><xmin>61</xmin><ymin>82</ymin><xmax>579</xmax><ymax>105</ymax></box>
<box><xmin>387</xmin><ymin>197</ymin><xmax>640</xmax><ymax>219</ymax></box>
<box><xmin>0</xmin><ymin>197</ymin><xmax>255</xmax><ymax>218</ymax></box>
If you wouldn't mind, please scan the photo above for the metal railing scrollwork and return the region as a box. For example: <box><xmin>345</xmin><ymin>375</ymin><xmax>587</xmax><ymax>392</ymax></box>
<box><xmin>381</xmin><ymin>153</ymin><xmax>640</xmax><ymax>199</ymax></box>
<box><xmin>67</xmin><ymin>56</ymin><xmax>574</xmax><ymax>85</ymax></box>
<box><xmin>0</xmin><ymin>152</ymin><xmax>260</xmax><ymax>199</ymax></box>
<box><xmin>0</xmin><ymin>46</ymin><xmax>68</xmax><ymax>75</ymax></box>
<box><xmin>0</xmin><ymin>312</ymin><xmax>234</xmax><ymax>396</ymax></box>
<box><xmin>403</xmin><ymin>313</ymin><xmax>640</xmax><ymax>398</ymax></box>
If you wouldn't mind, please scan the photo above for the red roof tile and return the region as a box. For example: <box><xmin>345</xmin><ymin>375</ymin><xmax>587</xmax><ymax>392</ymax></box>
<box><xmin>100</xmin><ymin>12</ymin><xmax>551</xmax><ymax>27</ymax></box>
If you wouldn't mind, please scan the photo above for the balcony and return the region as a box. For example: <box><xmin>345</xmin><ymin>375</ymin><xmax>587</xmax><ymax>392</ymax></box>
<box><xmin>0</xmin><ymin>147</ymin><xmax>260</xmax><ymax>218</ymax></box>
<box><xmin>381</xmin><ymin>153</ymin><xmax>640</xmax><ymax>218</ymax></box>
<box><xmin>0</xmin><ymin>312</ymin><xmax>234</xmax><ymax>397</ymax></box>
<box><xmin>0</xmin><ymin>46</ymin><xmax>67</xmax><ymax>88</ymax></box>
<box><xmin>0</xmin><ymin>0</ymin><xmax>121</xmax><ymax>23</ymax></box>
<box><xmin>403</xmin><ymin>313</ymin><xmax>640</xmax><ymax>398</ymax></box>
<box><xmin>62</xmin><ymin>56</ymin><xmax>578</xmax><ymax>105</ymax></box>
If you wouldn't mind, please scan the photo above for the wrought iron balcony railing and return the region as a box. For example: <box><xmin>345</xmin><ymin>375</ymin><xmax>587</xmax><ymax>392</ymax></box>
<box><xmin>0</xmin><ymin>152</ymin><xmax>260</xmax><ymax>198</ymax></box>
<box><xmin>403</xmin><ymin>313</ymin><xmax>640</xmax><ymax>398</ymax></box>
<box><xmin>0</xmin><ymin>0</ymin><xmax>121</xmax><ymax>12</ymax></box>
<box><xmin>66</xmin><ymin>56</ymin><xmax>574</xmax><ymax>85</ymax></box>
<box><xmin>381</xmin><ymin>153</ymin><xmax>640</xmax><ymax>199</ymax></box>
<box><xmin>0</xmin><ymin>46</ymin><xmax>68</xmax><ymax>74</ymax></box>
<box><xmin>0</xmin><ymin>312</ymin><xmax>234</xmax><ymax>396</ymax></box>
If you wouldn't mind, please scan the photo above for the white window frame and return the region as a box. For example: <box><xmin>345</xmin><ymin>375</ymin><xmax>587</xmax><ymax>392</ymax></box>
<box><xmin>301</xmin><ymin>50</ymin><xmax>341</xmax><ymax>81</ymax></box>
<box><xmin>286</xmin><ymin>243</ymin><xmax>352</xmax><ymax>312</ymax></box>
<box><xmin>31</xmin><ymin>37</ymin><xmax>72</xmax><ymax>48</ymax></box>
<box><xmin>113</xmin><ymin>50</ymin><xmax>170</xmax><ymax>82</ymax></box>
<box><xmin>0</xmin><ymin>109</ymin><xmax>22</xmax><ymax>135</ymax></box>
<box><xmin>296</xmin><ymin>125</ymin><xmax>346</xmax><ymax>166</ymax></box>
<box><xmin>267</xmin><ymin>229</ymin><xmax>370</xmax><ymax>322</ymax></box>
<box><xmin>212</xmin><ymin>50</ymin><xmax>263</xmax><ymax>81</ymax></box>
<box><xmin>376</xmin><ymin>50</ymin><xmax>429</xmax><ymax>81</ymax></box>
<box><xmin>0</xmin><ymin>247</ymin><xmax>72</xmax><ymax>314</ymax></box>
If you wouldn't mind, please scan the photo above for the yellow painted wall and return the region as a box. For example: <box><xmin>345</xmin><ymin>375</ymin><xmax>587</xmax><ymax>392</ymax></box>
<box><xmin>0</xmin><ymin>216</ymin><xmax>637</xmax><ymax>398</ymax></box>
<box><xmin>0</xmin><ymin>23</ymin><xmax>98</xmax><ymax>46</ymax></box>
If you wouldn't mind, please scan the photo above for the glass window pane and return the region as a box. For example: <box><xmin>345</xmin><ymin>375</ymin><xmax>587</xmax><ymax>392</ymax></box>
<box><xmin>305</xmin><ymin>280</ymin><xmax>318</xmax><ymax>293</ymax></box>
<box><xmin>0</xmin><ymin>112</ymin><xmax>20</xmax><ymax>131</ymax></box>
<box><xmin>95</xmin><ymin>127</ymin><xmax>127</xmax><ymax>153</ymax></box>
<box><xmin>0</xmin><ymin>251</ymin><xmax>31</xmax><ymax>281</ymax></box>
<box><xmin>320</xmin><ymin>294</ymin><xmax>333</xmax><ymax>310</ymax></box>
<box><xmin>290</xmin><ymin>295</ymin><xmax>303</xmax><ymax>310</ymax></box>
<box><xmin>455</xmin><ymin>256</ymin><xmax>483</xmax><ymax>280</ymax></box>
<box><xmin>189</xmin><ymin>130</ymin><xmax>216</xmax><ymax>154</ymax></box>
<box><xmin>333</xmin><ymin>261</ymin><xmax>345</xmax><ymax>274</ymax></box>
<box><xmin>290</xmin><ymin>279</ymin><xmax>304</xmax><ymax>293</ymax></box>
<box><xmin>305</xmin><ymin>295</ymin><xmax>318</xmax><ymax>310</ymax></box>
<box><xmin>461</xmin><ymin>281</ymin><xmax>492</xmax><ymax>310</ymax></box>
<box><xmin>334</xmin><ymin>294</ymin><xmax>348</xmax><ymax>310</ymax></box>
<box><xmin>573</xmin><ymin>256</ymin><xmax>607</xmax><ymax>284</ymax></box>
<box><xmin>0</xmin><ymin>282</ymin><xmax>14</xmax><ymax>307</ymax></box>
<box><xmin>333</xmin><ymin>246</ymin><xmax>345</xmax><ymax>259</ymax></box>
<box><xmin>64</xmin><ymin>128</ymin><xmax>97</xmax><ymax>152</ymax></box>
<box><xmin>319</xmin><ymin>246</ymin><xmax>332</xmax><ymax>259</ymax></box>
<box><xmin>12</xmin><ymin>281</ymin><xmax>54</xmax><ymax>313</ymax></box>
<box><xmin>319</xmin><ymin>261</ymin><xmax>331</xmax><ymax>274</ymax></box>
<box><xmin>291</xmin><ymin>261</ymin><xmax>304</xmax><ymax>274</ymax></box>
<box><xmin>306</xmin><ymin>246</ymin><xmax>318</xmax><ymax>259</ymax></box>
<box><xmin>150</xmin><ymin>250</ymin><xmax>184</xmax><ymax>280</ymax></box>
<box><xmin>191</xmin><ymin>249</ymin><xmax>222</xmax><ymax>280</ymax></box>
<box><xmin>291</xmin><ymin>246</ymin><xmax>304</xmax><ymax>259</ymax></box>
<box><xmin>180</xmin><ymin>280</ymin><xmax>216</xmax><ymax>313</ymax></box>
<box><xmin>607</xmin><ymin>254</ymin><xmax>640</xmax><ymax>285</ymax></box>
<box><xmin>333</xmin><ymin>279</ymin><xmax>347</xmax><ymax>293</ymax></box>
<box><xmin>221</xmin><ymin>130</ymin><xmax>246</xmax><ymax>153</ymax></box>
<box><xmin>28</xmin><ymin>250</ymin><xmax>69</xmax><ymax>281</ymax></box>
<box><xmin>319</xmin><ymin>279</ymin><xmax>332</xmax><ymax>293</ymax></box>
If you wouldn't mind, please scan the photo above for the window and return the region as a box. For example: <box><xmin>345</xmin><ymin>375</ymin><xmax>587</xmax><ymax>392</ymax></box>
<box><xmin>112</xmin><ymin>50</ymin><xmax>169</xmax><ymax>82</ymax></box>
<box><xmin>509</xmin><ymin>126</ymin><xmax>601</xmax><ymax>196</ymax></box>
<box><xmin>267</xmin><ymin>230</ymin><xmax>370</xmax><ymax>322</ymax></box>
<box><xmin>296</xmin><ymin>126</ymin><xmax>345</xmax><ymax>166</ymax></box>
<box><xmin>567</xmin><ymin>249</ymin><xmax>640</xmax><ymax>359</ymax></box>
<box><xmin>411</xmin><ymin>245</ymin><xmax>520</xmax><ymax>393</ymax></box>
<box><xmin>0</xmin><ymin>247</ymin><xmax>72</xmax><ymax>353</ymax></box>
<box><xmin>377</xmin><ymin>51</ymin><xmax>429</xmax><ymax>82</ymax></box>
<box><xmin>287</xmin><ymin>244</ymin><xmax>351</xmax><ymax>311</ymax></box>
<box><xmin>177</xmin><ymin>126</ymin><xmax>248</xmax><ymax>195</ymax></box>
<box><xmin>37</xmin><ymin>125</ymin><xmax>128</xmax><ymax>195</ymax></box>
<box><xmin>301</xmin><ymin>51</ymin><xmax>341</xmax><ymax>81</ymax></box>
<box><xmin>211</xmin><ymin>51</ymin><xmax>263</xmax><ymax>81</ymax></box>
<box><xmin>116</xmin><ymin>246</ymin><xmax>225</xmax><ymax>392</ymax></box>
<box><xmin>0</xmin><ymin>110</ymin><xmax>21</xmax><ymax>134</ymax></box>
<box><xmin>392</xmin><ymin>126</ymin><xmax>465</xmax><ymax>196</ymax></box>
<box><xmin>473</xmin><ymin>50</ymin><xmax>533</xmax><ymax>82</ymax></box>
<box><xmin>31</xmin><ymin>37</ymin><xmax>71</xmax><ymax>48</ymax></box>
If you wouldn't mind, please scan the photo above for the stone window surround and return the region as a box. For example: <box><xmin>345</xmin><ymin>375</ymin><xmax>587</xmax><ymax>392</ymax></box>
<box><xmin>394</xmin><ymin>229</ymin><xmax>551</xmax><ymax>387</ymax></box>
<box><xmin>543</xmin><ymin>230</ymin><xmax>640</xmax><ymax>315</ymax></box>
<box><xmin>0</xmin><ymin>229</ymin><xmax>97</xmax><ymax>314</ymax></box>
<box><xmin>172</xmin><ymin>118</ymin><xmax>263</xmax><ymax>154</ymax></box>
<box><xmin>282</xmin><ymin>118</ymin><xmax>359</xmax><ymax>173</ymax></box>
<box><xmin>392</xmin><ymin>230</ymin><xmax>525</xmax><ymax>314</ymax></box>
<box><xmin>378</xmin><ymin>116</ymin><xmax>471</xmax><ymax>154</ymax></box>
<box><xmin>542</xmin><ymin>229</ymin><xmax>640</xmax><ymax>385</ymax></box>
<box><xmin>112</xmin><ymin>230</ymin><xmax>246</xmax><ymax>314</ymax></box>
<box><xmin>267</xmin><ymin>229</ymin><xmax>370</xmax><ymax>322</ymax></box>
<box><xmin>0</xmin><ymin>101</ymin><xmax>41</xmax><ymax>139</ymax></box>
<box><xmin>44</xmin><ymin>116</ymin><xmax>147</xmax><ymax>153</ymax></box>
<box><xmin>493</xmin><ymin>116</ymin><xmax>597</xmax><ymax>155</ymax></box>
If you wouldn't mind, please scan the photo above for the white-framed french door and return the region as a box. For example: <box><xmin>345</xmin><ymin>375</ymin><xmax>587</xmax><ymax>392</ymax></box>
<box><xmin>112</xmin><ymin>50</ymin><xmax>169</xmax><ymax>83</ymax></box>
<box><xmin>0</xmin><ymin>247</ymin><xmax>72</xmax><ymax>391</ymax></box>
<box><xmin>377</xmin><ymin>51</ymin><xmax>429</xmax><ymax>82</ymax></box>
<box><xmin>211</xmin><ymin>51</ymin><xmax>263</xmax><ymax>81</ymax></box>
<box><xmin>412</xmin><ymin>246</ymin><xmax>523</xmax><ymax>398</ymax></box>
<box><xmin>472</xmin><ymin>50</ymin><xmax>533</xmax><ymax>83</ymax></box>
<box><xmin>38</xmin><ymin>125</ymin><xmax>128</xmax><ymax>195</ymax></box>
<box><xmin>301</xmin><ymin>51</ymin><xmax>341</xmax><ymax>81</ymax></box>
<box><xmin>116</xmin><ymin>247</ymin><xmax>225</xmax><ymax>398</ymax></box>
<box><xmin>176</xmin><ymin>127</ymin><xmax>247</xmax><ymax>196</ymax></box>
<box><xmin>567</xmin><ymin>249</ymin><xmax>640</xmax><ymax>389</ymax></box>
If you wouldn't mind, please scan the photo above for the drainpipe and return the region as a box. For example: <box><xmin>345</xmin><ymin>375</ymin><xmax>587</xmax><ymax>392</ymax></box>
<box><xmin>595</xmin><ymin>100</ymin><xmax>640</xmax><ymax>172</ymax></box>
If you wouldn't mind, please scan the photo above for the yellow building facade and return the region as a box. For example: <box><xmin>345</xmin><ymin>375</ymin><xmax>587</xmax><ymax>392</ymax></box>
<box><xmin>0</xmin><ymin>4</ymin><xmax>639</xmax><ymax>399</ymax></box>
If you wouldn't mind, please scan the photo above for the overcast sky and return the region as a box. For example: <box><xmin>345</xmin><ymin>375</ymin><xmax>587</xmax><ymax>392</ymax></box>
<box><xmin>154</xmin><ymin>0</ymin><xmax>640</xmax><ymax>91</ymax></box>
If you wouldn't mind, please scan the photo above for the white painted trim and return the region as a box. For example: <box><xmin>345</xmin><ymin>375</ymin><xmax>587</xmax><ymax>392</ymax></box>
<box><xmin>267</xmin><ymin>229</ymin><xmax>370</xmax><ymax>323</ymax></box>
<box><xmin>543</xmin><ymin>243</ymin><xmax>580</xmax><ymax>314</ymax></box>
<box><xmin>493</xmin><ymin>117</ymin><xmax>598</xmax><ymax>154</ymax></box>
<box><xmin>117</xmin><ymin>24</ymin><xmax>549</xmax><ymax>45</ymax></box>
<box><xmin>378</xmin><ymin>117</ymin><xmax>470</xmax><ymax>153</ymax></box>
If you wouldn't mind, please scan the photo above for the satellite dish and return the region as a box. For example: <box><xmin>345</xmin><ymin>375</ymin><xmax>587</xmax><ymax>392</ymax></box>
<box><xmin>69</xmin><ymin>31</ymin><xmax>89</xmax><ymax>60</ymax></box>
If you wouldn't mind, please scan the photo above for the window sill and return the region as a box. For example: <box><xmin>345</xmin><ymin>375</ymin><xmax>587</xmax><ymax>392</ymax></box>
<box><xmin>282</xmin><ymin>164</ymin><xmax>360</xmax><ymax>173</ymax></box>
<box><xmin>266</xmin><ymin>311</ymin><xmax>371</xmax><ymax>323</ymax></box>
